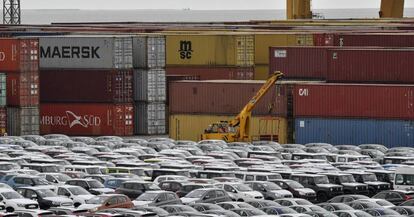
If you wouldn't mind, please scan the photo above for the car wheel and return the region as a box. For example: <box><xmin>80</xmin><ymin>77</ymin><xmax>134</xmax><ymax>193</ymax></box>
<box><xmin>317</xmin><ymin>192</ymin><xmax>328</xmax><ymax>202</ymax></box>
<box><xmin>6</xmin><ymin>207</ymin><xmax>14</xmax><ymax>213</ymax></box>
<box><xmin>237</xmin><ymin>199</ymin><xmax>244</xmax><ymax>202</ymax></box>
<box><xmin>74</xmin><ymin>203</ymin><xmax>81</xmax><ymax>208</ymax></box>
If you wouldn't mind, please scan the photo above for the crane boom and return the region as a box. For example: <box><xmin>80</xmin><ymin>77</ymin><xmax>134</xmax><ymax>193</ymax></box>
<box><xmin>286</xmin><ymin>0</ymin><xmax>405</xmax><ymax>19</ymax></box>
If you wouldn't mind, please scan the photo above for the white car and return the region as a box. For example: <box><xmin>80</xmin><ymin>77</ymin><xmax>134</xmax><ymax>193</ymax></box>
<box><xmin>0</xmin><ymin>188</ymin><xmax>38</xmax><ymax>212</ymax></box>
<box><xmin>14</xmin><ymin>209</ymin><xmax>53</xmax><ymax>217</ymax></box>
<box><xmin>39</xmin><ymin>173</ymin><xmax>71</xmax><ymax>185</ymax></box>
<box><xmin>215</xmin><ymin>182</ymin><xmax>264</xmax><ymax>201</ymax></box>
<box><xmin>153</xmin><ymin>175</ymin><xmax>189</xmax><ymax>185</ymax></box>
<box><xmin>56</xmin><ymin>185</ymin><xmax>94</xmax><ymax>207</ymax></box>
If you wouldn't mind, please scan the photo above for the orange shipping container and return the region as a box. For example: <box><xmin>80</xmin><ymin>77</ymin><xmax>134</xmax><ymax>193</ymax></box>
<box><xmin>0</xmin><ymin>39</ymin><xmax>39</xmax><ymax>72</ymax></box>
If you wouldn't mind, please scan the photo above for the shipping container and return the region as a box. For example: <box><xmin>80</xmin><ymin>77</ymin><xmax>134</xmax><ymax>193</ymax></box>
<box><xmin>295</xmin><ymin>118</ymin><xmax>414</xmax><ymax>148</ymax></box>
<box><xmin>313</xmin><ymin>33</ymin><xmax>335</xmax><ymax>46</ymax></box>
<box><xmin>0</xmin><ymin>73</ymin><xmax>6</xmax><ymax>106</ymax></box>
<box><xmin>135</xmin><ymin>102</ymin><xmax>166</xmax><ymax>135</ymax></box>
<box><xmin>166</xmin><ymin>34</ymin><xmax>254</xmax><ymax>66</ymax></box>
<box><xmin>255</xmin><ymin>33</ymin><xmax>313</xmax><ymax>65</ymax></box>
<box><xmin>0</xmin><ymin>107</ymin><xmax>6</xmax><ymax>135</ymax></box>
<box><xmin>294</xmin><ymin>84</ymin><xmax>414</xmax><ymax>119</ymax></box>
<box><xmin>7</xmin><ymin>106</ymin><xmax>39</xmax><ymax>136</ymax></box>
<box><xmin>40</xmin><ymin>103</ymin><xmax>133</xmax><ymax>136</ymax></box>
<box><xmin>169</xmin><ymin>80</ymin><xmax>288</xmax><ymax>116</ymax></box>
<box><xmin>7</xmin><ymin>72</ymin><xmax>39</xmax><ymax>106</ymax></box>
<box><xmin>170</xmin><ymin>114</ymin><xmax>287</xmax><ymax>143</ymax></box>
<box><xmin>132</xmin><ymin>35</ymin><xmax>165</xmax><ymax>68</ymax></box>
<box><xmin>327</xmin><ymin>48</ymin><xmax>414</xmax><ymax>83</ymax></box>
<box><xmin>134</xmin><ymin>69</ymin><xmax>166</xmax><ymax>102</ymax></box>
<box><xmin>269</xmin><ymin>47</ymin><xmax>328</xmax><ymax>79</ymax></box>
<box><xmin>0</xmin><ymin>38</ymin><xmax>38</xmax><ymax>72</ymax></box>
<box><xmin>40</xmin><ymin>70</ymin><xmax>132</xmax><ymax>103</ymax></box>
<box><xmin>166</xmin><ymin>66</ymin><xmax>254</xmax><ymax>80</ymax></box>
<box><xmin>39</xmin><ymin>36</ymin><xmax>133</xmax><ymax>69</ymax></box>
<box><xmin>331</xmin><ymin>33</ymin><xmax>414</xmax><ymax>47</ymax></box>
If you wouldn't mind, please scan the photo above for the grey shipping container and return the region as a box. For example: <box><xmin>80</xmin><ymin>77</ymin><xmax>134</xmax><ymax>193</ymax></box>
<box><xmin>134</xmin><ymin>69</ymin><xmax>166</xmax><ymax>102</ymax></box>
<box><xmin>0</xmin><ymin>73</ymin><xmax>6</xmax><ymax>107</ymax></box>
<box><xmin>133</xmin><ymin>36</ymin><xmax>166</xmax><ymax>68</ymax></box>
<box><xmin>135</xmin><ymin>102</ymin><xmax>166</xmax><ymax>135</ymax></box>
<box><xmin>39</xmin><ymin>36</ymin><xmax>133</xmax><ymax>69</ymax></box>
<box><xmin>7</xmin><ymin>106</ymin><xmax>39</xmax><ymax>136</ymax></box>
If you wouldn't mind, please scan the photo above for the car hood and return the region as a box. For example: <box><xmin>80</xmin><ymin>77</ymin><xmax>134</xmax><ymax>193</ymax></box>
<box><xmin>7</xmin><ymin>198</ymin><xmax>37</xmax><ymax>205</ymax></box>
<box><xmin>44</xmin><ymin>196</ymin><xmax>73</xmax><ymax>204</ymax></box>
<box><xmin>133</xmin><ymin>200</ymin><xmax>152</xmax><ymax>206</ymax></box>
<box><xmin>181</xmin><ymin>197</ymin><xmax>199</xmax><ymax>204</ymax></box>
<box><xmin>364</xmin><ymin>181</ymin><xmax>389</xmax><ymax>186</ymax></box>
<box><xmin>78</xmin><ymin>204</ymin><xmax>99</xmax><ymax>210</ymax></box>
<box><xmin>90</xmin><ymin>188</ymin><xmax>114</xmax><ymax>194</ymax></box>
<box><xmin>76</xmin><ymin>194</ymin><xmax>95</xmax><ymax>201</ymax></box>
<box><xmin>317</xmin><ymin>184</ymin><xmax>343</xmax><ymax>188</ymax></box>
<box><xmin>296</xmin><ymin>188</ymin><xmax>316</xmax><ymax>194</ymax></box>
<box><xmin>270</xmin><ymin>190</ymin><xmax>293</xmax><ymax>196</ymax></box>
<box><xmin>238</xmin><ymin>191</ymin><xmax>263</xmax><ymax>198</ymax></box>
<box><xmin>342</xmin><ymin>183</ymin><xmax>367</xmax><ymax>187</ymax></box>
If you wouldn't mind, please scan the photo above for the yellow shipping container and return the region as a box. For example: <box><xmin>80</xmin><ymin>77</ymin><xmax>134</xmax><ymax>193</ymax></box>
<box><xmin>255</xmin><ymin>33</ymin><xmax>314</xmax><ymax>65</ymax></box>
<box><xmin>254</xmin><ymin>65</ymin><xmax>269</xmax><ymax>80</ymax></box>
<box><xmin>166</xmin><ymin>34</ymin><xmax>254</xmax><ymax>67</ymax></box>
<box><xmin>169</xmin><ymin>114</ymin><xmax>287</xmax><ymax>143</ymax></box>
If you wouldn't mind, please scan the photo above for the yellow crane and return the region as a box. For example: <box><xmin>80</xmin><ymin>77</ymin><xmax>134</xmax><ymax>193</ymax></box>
<box><xmin>286</xmin><ymin>0</ymin><xmax>405</xmax><ymax>19</ymax></box>
<box><xmin>201</xmin><ymin>72</ymin><xmax>284</xmax><ymax>143</ymax></box>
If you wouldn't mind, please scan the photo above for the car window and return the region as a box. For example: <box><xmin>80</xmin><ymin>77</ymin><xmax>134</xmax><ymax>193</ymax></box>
<box><xmin>257</xmin><ymin>176</ymin><xmax>267</xmax><ymax>181</ymax></box>
<box><xmin>338</xmin><ymin>213</ymin><xmax>352</xmax><ymax>217</ymax></box>
<box><xmin>388</xmin><ymin>192</ymin><xmax>403</xmax><ymax>199</ymax></box>
<box><xmin>246</xmin><ymin>175</ymin><xmax>254</xmax><ymax>181</ymax></box>
<box><xmin>338</xmin><ymin>157</ymin><xmax>346</xmax><ymax>163</ymax></box>
<box><xmin>280</xmin><ymin>200</ymin><xmax>292</xmax><ymax>206</ymax></box>
<box><xmin>26</xmin><ymin>189</ymin><xmax>37</xmax><ymax>198</ymax></box>
<box><xmin>166</xmin><ymin>193</ymin><xmax>176</xmax><ymax>200</ymax></box>
<box><xmin>107</xmin><ymin>180</ymin><xmax>117</xmax><ymax>186</ymax></box>
<box><xmin>23</xmin><ymin>178</ymin><xmax>33</xmax><ymax>185</ymax></box>
<box><xmin>374</xmin><ymin>192</ymin><xmax>386</xmax><ymax>199</ymax></box>
<box><xmin>58</xmin><ymin>188</ymin><xmax>70</xmax><ymax>196</ymax></box>
<box><xmin>77</xmin><ymin>181</ymin><xmax>89</xmax><ymax>189</ymax></box>
<box><xmin>204</xmin><ymin>190</ymin><xmax>216</xmax><ymax>199</ymax></box>
<box><xmin>107</xmin><ymin>197</ymin><xmax>118</xmax><ymax>205</ymax></box>
<box><xmin>117</xmin><ymin>196</ymin><xmax>127</xmax><ymax>204</ymax></box>
<box><xmin>171</xmin><ymin>183</ymin><xmax>181</xmax><ymax>192</ymax></box>
<box><xmin>215</xmin><ymin>190</ymin><xmax>225</xmax><ymax>197</ymax></box>
<box><xmin>156</xmin><ymin>193</ymin><xmax>167</xmax><ymax>202</ymax></box>
<box><xmin>160</xmin><ymin>183</ymin><xmax>170</xmax><ymax>190</ymax></box>
<box><xmin>224</xmin><ymin>185</ymin><xmax>234</xmax><ymax>192</ymax></box>
<box><xmin>14</xmin><ymin>177</ymin><xmax>24</xmax><ymax>184</ymax></box>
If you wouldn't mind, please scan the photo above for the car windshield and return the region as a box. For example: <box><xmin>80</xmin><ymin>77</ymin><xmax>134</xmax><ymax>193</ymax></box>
<box><xmin>296</xmin><ymin>199</ymin><xmax>313</xmax><ymax>205</ymax></box>
<box><xmin>87</xmin><ymin>195</ymin><xmax>110</xmax><ymax>204</ymax></box>
<box><xmin>37</xmin><ymin>189</ymin><xmax>56</xmax><ymax>197</ymax></box>
<box><xmin>285</xmin><ymin>180</ymin><xmax>304</xmax><ymax>188</ymax></box>
<box><xmin>43</xmin><ymin>166</ymin><xmax>60</xmax><ymax>173</ymax></box>
<box><xmin>268</xmin><ymin>175</ymin><xmax>282</xmax><ymax>179</ymax></box>
<box><xmin>2</xmin><ymin>191</ymin><xmax>23</xmax><ymax>199</ymax></box>
<box><xmin>362</xmin><ymin>174</ymin><xmax>378</xmax><ymax>182</ymax></box>
<box><xmin>136</xmin><ymin>192</ymin><xmax>158</xmax><ymax>201</ymax></box>
<box><xmin>143</xmin><ymin>183</ymin><xmax>160</xmax><ymax>190</ymax></box>
<box><xmin>55</xmin><ymin>174</ymin><xmax>71</xmax><ymax>182</ymax></box>
<box><xmin>88</xmin><ymin>180</ymin><xmax>104</xmax><ymax>188</ymax></box>
<box><xmin>263</xmin><ymin>182</ymin><xmax>282</xmax><ymax>190</ymax></box>
<box><xmin>315</xmin><ymin>176</ymin><xmax>330</xmax><ymax>184</ymax></box>
<box><xmin>376</xmin><ymin>200</ymin><xmax>394</xmax><ymax>207</ymax></box>
<box><xmin>86</xmin><ymin>168</ymin><xmax>101</xmax><ymax>174</ymax></box>
<box><xmin>185</xmin><ymin>189</ymin><xmax>206</xmax><ymax>198</ymax></box>
<box><xmin>355</xmin><ymin>211</ymin><xmax>375</xmax><ymax>217</ymax></box>
<box><xmin>68</xmin><ymin>187</ymin><xmax>90</xmax><ymax>195</ymax></box>
<box><xmin>33</xmin><ymin>178</ymin><xmax>50</xmax><ymax>185</ymax></box>
<box><xmin>339</xmin><ymin>175</ymin><xmax>356</xmax><ymax>183</ymax></box>
<box><xmin>233</xmin><ymin>184</ymin><xmax>252</xmax><ymax>192</ymax></box>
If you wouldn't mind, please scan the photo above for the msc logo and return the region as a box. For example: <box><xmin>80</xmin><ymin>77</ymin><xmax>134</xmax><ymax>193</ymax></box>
<box><xmin>179</xmin><ymin>41</ymin><xmax>193</xmax><ymax>59</ymax></box>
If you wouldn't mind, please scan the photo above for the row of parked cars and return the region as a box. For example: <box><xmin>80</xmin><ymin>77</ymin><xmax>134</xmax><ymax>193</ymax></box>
<box><xmin>0</xmin><ymin>134</ymin><xmax>412</xmax><ymax>217</ymax></box>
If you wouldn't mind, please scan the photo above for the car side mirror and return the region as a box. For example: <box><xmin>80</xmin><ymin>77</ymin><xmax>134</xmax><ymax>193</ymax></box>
<box><xmin>65</xmin><ymin>193</ymin><xmax>71</xmax><ymax>197</ymax></box>
<box><xmin>204</xmin><ymin>195</ymin><xmax>210</xmax><ymax>199</ymax></box>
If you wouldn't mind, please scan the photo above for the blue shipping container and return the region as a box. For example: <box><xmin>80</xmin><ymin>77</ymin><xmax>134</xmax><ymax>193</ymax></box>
<box><xmin>295</xmin><ymin>118</ymin><xmax>414</xmax><ymax>148</ymax></box>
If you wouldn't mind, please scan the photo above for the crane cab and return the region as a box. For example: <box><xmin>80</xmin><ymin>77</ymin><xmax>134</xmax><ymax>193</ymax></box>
<box><xmin>201</xmin><ymin>121</ymin><xmax>237</xmax><ymax>142</ymax></box>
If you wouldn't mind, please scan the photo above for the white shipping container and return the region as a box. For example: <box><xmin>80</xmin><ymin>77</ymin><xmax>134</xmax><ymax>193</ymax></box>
<box><xmin>39</xmin><ymin>36</ymin><xmax>133</xmax><ymax>69</ymax></box>
<box><xmin>134</xmin><ymin>69</ymin><xmax>166</xmax><ymax>102</ymax></box>
<box><xmin>135</xmin><ymin>102</ymin><xmax>166</xmax><ymax>135</ymax></box>
<box><xmin>133</xmin><ymin>35</ymin><xmax>165</xmax><ymax>69</ymax></box>
<box><xmin>7</xmin><ymin>106</ymin><xmax>39</xmax><ymax>136</ymax></box>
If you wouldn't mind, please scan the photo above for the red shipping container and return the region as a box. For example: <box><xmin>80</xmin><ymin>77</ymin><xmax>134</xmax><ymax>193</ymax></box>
<box><xmin>0</xmin><ymin>107</ymin><xmax>6</xmax><ymax>135</ymax></box>
<box><xmin>166</xmin><ymin>66</ymin><xmax>254</xmax><ymax>80</ymax></box>
<box><xmin>269</xmin><ymin>47</ymin><xmax>328</xmax><ymax>79</ymax></box>
<box><xmin>327</xmin><ymin>48</ymin><xmax>414</xmax><ymax>83</ymax></box>
<box><xmin>169</xmin><ymin>80</ymin><xmax>288</xmax><ymax>116</ymax></box>
<box><xmin>40</xmin><ymin>70</ymin><xmax>133</xmax><ymax>103</ymax></box>
<box><xmin>334</xmin><ymin>33</ymin><xmax>414</xmax><ymax>47</ymax></box>
<box><xmin>7</xmin><ymin>72</ymin><xmax>39</xmax><ymax>106</ymax></box>
<box><xmin>313</xmin><ymin>33</ymin><xmax>336</xmax><ymax>46</ymax></box>
<box><xmin>0</xmin><ymin>39</ymin><xmax>39</xmax><ymax>72</ymax></box>
<box><xmin>294</xmin><ymin>83</ymin><xmax>414</xmax><ymax>119</ymax></box>
<box><xmin>40</xmin><ymin>103</ymin><xmax>133</xmax><ymax>136</ymax></box>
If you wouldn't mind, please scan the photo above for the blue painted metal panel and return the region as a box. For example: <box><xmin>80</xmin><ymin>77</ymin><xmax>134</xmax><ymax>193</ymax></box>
<box><xmin>295</xmin><ymin>118</ymin><xmax>414</xmax><ymax>148</ymax></box>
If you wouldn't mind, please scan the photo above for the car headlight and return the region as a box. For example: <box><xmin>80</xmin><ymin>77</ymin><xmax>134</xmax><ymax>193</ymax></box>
<box><xmin>356</xmin><ymin>187</ymin><xmax>359</xmax><ymax>190</ymax></box>
<box><xmin>298</xmin><ymin>192</ymin><xmax>306</xmax><ymax>196</ymax></box>
<box><xmin>90</xmin><ymin>207</ymin><xmax>99</xmax><ymax>212</ymax></box>
<box><xmin>330</xmin><ymin>188</ymin><xmax>333</xmax><ymax>191</ymax></box>
<box><xmin>377</xmin><ymin>186</ymin><xmax>381</xmax><ymax>189</ymax></box>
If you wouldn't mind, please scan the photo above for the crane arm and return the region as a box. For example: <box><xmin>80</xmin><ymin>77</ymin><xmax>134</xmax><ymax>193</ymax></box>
<box><xmin>229</xmin><ymin>71</ymin><xmax>284</xmax><ymax>128</ymax></box>
<box><xmin>380</xmin><ymin>0</ymin><xmax>404</xmax><ymax>18</ymax></box>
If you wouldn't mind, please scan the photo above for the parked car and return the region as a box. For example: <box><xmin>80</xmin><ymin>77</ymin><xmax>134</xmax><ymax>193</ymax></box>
<box><xmin>65</xmin><ymin>179</ymin><xmax>114</xmax><ymax>195</ymax></box>
<box><xmin>0</xmin><ymin>188</ymin><xmax>38</xmax><ymax>212</ymax></box>
<box><xmin>245</xmin><ymin>181</ymin><xmax>293</xmax><ymax>200</ymax></box>
<box><xmin>115</xmin><ymin>181</ymin><xmax>160</xmax><ymax>200</ymax></box>
<box><xmin>180</xmin><ymin>188</ymin><xmax>231</xmax><ymax>204</ymax></box>
<box><xmin>16</xmin><ymin>186</ymin><xmax>73</xmax><ymax>210</ymax></box>
<box><xmin>134</xmin><ymin>191</ymin><xmax>181</xmax><ymax>206</ymax></box>
<box><xmin>78</xmin><ymin>194</ymin><xmax>133</xmax><ymax>212</ymax></box>
<box><xmin>56</xmin><ymin>185</ymin><xmax>94</xmax><ymax>207</ymax></box>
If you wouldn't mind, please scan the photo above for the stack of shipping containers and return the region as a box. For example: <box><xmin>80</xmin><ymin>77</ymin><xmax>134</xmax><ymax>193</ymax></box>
<box><xmin>133</xmin><ymin>35</ymin><xmax>167</xmax><ymax>135</ymax></box>
<box><xmin>39</xmin><ymin>36</ymin><xmax>134</xmax><ymax>136</ymax></box>
<box><xmin>168</xmin><ymin>79</ymin><xmax>289</xmax><ymax>143</ymax></box>
<box><xmin>269</xmin><ymin>36</ymin><xmax>414</xmax><ymax>147</ymax></box>
<box><xmin>1</xmin><ymin>39</ymin><xmax>40</xmax><ymax>136</ymax></box>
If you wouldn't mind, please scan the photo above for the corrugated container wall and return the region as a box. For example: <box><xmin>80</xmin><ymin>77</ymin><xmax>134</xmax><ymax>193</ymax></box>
<box><xmin>40</xmin><ymin>103</ymin><xmax>134</xmax><ymax>136</ymax></box>
<box><xmin>166</xmin><ymin>34</ymin><xmax>254</xmax><ymax>66</ymax></box>
<box><xmin>7</xmin><ymin>107</ymin><xmax>39</xmax><ymax>136</ymax></box>
<box><xmin>0</xmin><ymin>39</ymin><xmax>39</xmax><ymax>72</ymax></box>
<box><xmin>134</xmin><ymin>69</ymin><xmax>166</xmax><ymax>102</ymax></box>
<box><xmin>0</xmin><ymin>107</ymin><xmax>6</xmax><ymax>135</ymax></box>
<box><xmin>7</xmin><ymin>72</ymin><xmax>39</xmax><ymax>106</ymax></box>
<box><xmin>327</xmin><ymin>48</ymin><xmax>414</xmax><ymax>83</ymax></box>
<box><xmin>40</xmin><ymin>70</ymin><xmax>133</xmax><ymax>103</ymax></box>
<box><xmin>269</xmin><ymin>47</ymin><xmax>328</xmax><ymax>79</ymax></box>
<box><xmin>169</xmin><ymin>80</ymin><xmax>288</xmax><ymax>116</ymax></box>
<box><xmin>166</xmin><ymin>66</ymin><xmax>254</xmax><ymax>80</ymax></box>
<box><xmin>0</xmin><ymin>74</ymin><xmax>6</xmax><ymax>106</ymax></box>
<box><xmin>39</xmin><ymin>36</ymin><xmax>133</xmax><ymax>69</ymax></box>
<box><xmin>333</xmin><ymin>33</ymin><xmax>414</xmax><ymax>47</ymax></box>
<box><xmin>255</xmin><ymin>33</ymin><xmax>314</xmax><ymax>65</ymax></box>
<box><xmin>295</xmin><ymin>118</ymin><xmax>414</xmax><ymax>148</ymax></box>
<box><xmin>135</xmin><ymin>102</ymin><xmax>166</xmax><ymax>135</ymax></box>
<box><xmin>294</xmin><ymin>84</ymin><xmax>414</xmax><ymax>119</ymax></box>
<box><xmin>133</xmin><ymin>36</ymin><xmax>165</xmax><ymax>69</ymax></box>
<box><xmin>170</xmin><ymin>114</ymin><xmax>287</xmax><ymax>143</ymax></box>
